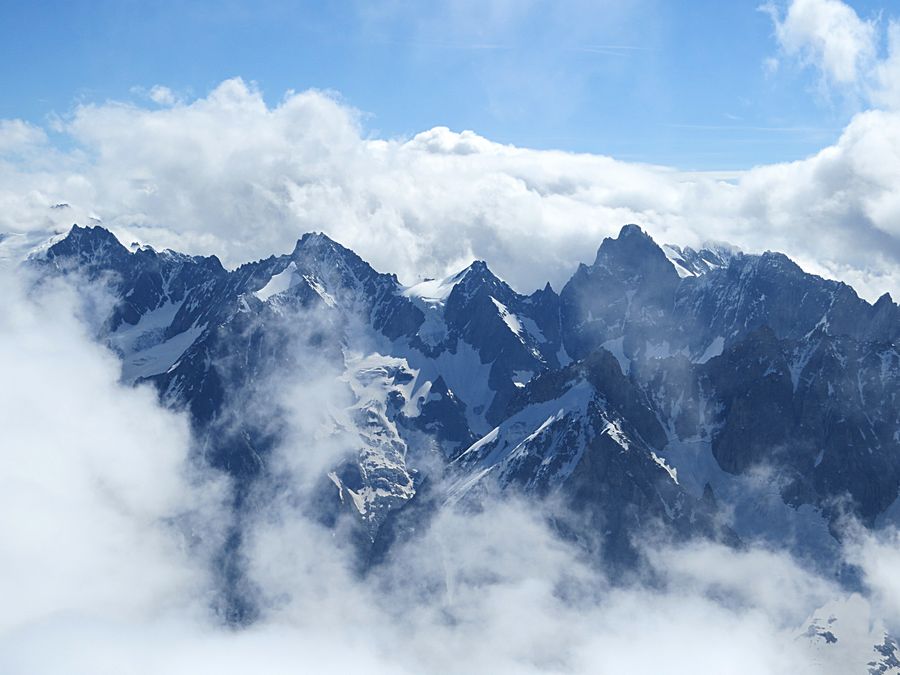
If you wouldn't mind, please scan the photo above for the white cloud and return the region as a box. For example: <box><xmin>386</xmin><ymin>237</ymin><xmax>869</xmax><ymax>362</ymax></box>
<box><xmin>3</xmin><ymin>78</ymin><xmax>900</xmax><ymax>300</ymax></box>
<box><xmin>764</xmin><ymin>0</ymin><xmax>900</xmax><ymax>112</ymax></box>
<box><xmin>149</xmin><ymin>85</ymin><xmax>179</xmax><ymax>106</ymax></box>
<box><xmin>764</xmin><ymin>0</ymin><xmax>877</xmax><ymax>88</ymax></box>
<box><xmin>0</xmin><ymin>119</ymin><xmax>48</xmax><ymax>155</ymax></box>
<box><xmin>0</xmin><ymin>271</ymin><xmax>227</xmax><ymax>634</ymax></box>
<box><xmin>872</xmin><ymin>20</ymin><xmax>900</xmax><ymax>109</ymax></box>
<box><xmin>845</xmin><ymin>525</ymin><xmax>900</xmax><ymax>629</ymax></box>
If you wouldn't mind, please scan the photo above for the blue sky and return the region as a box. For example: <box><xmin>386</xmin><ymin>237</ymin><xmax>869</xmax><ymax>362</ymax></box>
<box><xmin>0</xmin><ymin>0</ymin><xmax>889</xmax><ymax>170</ymax></box>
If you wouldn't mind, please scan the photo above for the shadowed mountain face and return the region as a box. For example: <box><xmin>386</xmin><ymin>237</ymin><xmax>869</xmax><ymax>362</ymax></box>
<box><xmin>27</xmin><ymin>223</ymin><xmax>900</xmax><ymax>576</ymax></box>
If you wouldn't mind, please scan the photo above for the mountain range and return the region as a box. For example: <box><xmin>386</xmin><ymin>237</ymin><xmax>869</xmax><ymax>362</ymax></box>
<box><xmin>18</xmin><ymin>222</ymin><xmax>900</xmax><ymax>668</ymax></box>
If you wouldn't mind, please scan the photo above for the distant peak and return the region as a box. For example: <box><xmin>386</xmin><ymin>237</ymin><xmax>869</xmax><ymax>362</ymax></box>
<box><xmin>699</xmin><ymin>239</ymin><xmax>742</xmax><ymax>257</ymax></box>
<box><xmin>60</xmin><ymin>223</ymin><xmax>122</xmax><ymax>248</ymax></box>
<box><xmin>453</xmin><ymin>259</ymin><xmax>498</xmax><ymax>283</ymax></box>
<box><xmin>618</xmin><ymin>223</ymin><xmax>650</xmax><ymax>239</ymax></box>
<box><xmin>293</xmin><ymin>231</ymin><xmax>338</xmax><ymax>251</ymax></box>
<box><xmin>602</xmin><ymin>224</ymin><xmax>659</xmax><ymax>251</ymax></box>
<box><xmin>662</xmin><ymin>240</ymin><xmax>740</xmax><ymax>278</ymax></box>
<box><xmin>291</xmin><ymin>231</ymin><xmax>360</xmax><ymax>263</ymax></box>
<box><xmin>42</xmin><ymin>223</ymin><xmax>129</xmax><ymax>265</ymax></box>
<box><xmin>526</xmin><ymin>281</ymin><xmax>559</xmax><ymax>305</ymax></box>
<box><xmin>299</xmin><ymin>231</ymin><xmax>333</xmax><ymax>243</ymax></box>
<box><xmin>403</xmin><ymin>259</ymin><xmax>504</xmax><ymax>304</ymax></box>
<box><xmin>592</xmin><ymin>223</ymin><xmax>669</xmax><ymax>272</ymax></box>
<box><xmin>459</xmin><ymin>259</ymin><xmax>507</xmax><ymax>288</ymax></box>
<box><xmin>68</xmin><ymin>223</ymin><xmax>114</xmax><ymax>238</ymax></box>
<box><xmin>758</xmin><ymin>250</ymin><xmax>799</xmax><ymax>270</ymax></box>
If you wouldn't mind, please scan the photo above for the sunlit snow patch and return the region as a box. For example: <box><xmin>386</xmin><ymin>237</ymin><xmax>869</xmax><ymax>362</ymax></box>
<box><xmin>255</xmin><ymin>262</ymin><xmax>300</xmax><ymax>301</ymax></box>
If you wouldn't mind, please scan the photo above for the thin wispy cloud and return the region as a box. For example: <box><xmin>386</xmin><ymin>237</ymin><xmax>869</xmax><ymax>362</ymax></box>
<box><xmin>569</xmin><ymin>44</ymin><xmax>652</xmax><ymax>56</ymax></box>
<box><xmin>665</xmin><ymin>123</ymin><xmax>838</xmax><ymax>132</ymax></box>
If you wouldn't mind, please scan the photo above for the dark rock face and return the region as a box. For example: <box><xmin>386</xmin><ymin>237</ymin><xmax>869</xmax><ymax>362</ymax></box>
<box><xmin>869</xmin><ymin>635</ymin><xmax>900</xmax><ymax>674</ymax></box>
<box><xmin>29</xmin><ymin>222</ymin><xmax>900</xmax><ymax>572</ymax></box>
<box><xmin>399</xmin><ymin>375</ymin><xmax>475</xmax><ymax>452</ymax></box>
<box><xmin>452</xmin><ymin>348</ymin><xmax>731</xmax><ymax>566</ymax></box>
<box><xmin>42</xmin><ymin>224</ymin><xmax>229</xmax><ymax>334</ymax></box>
<box><xmin>698</xmin><ymin>330</ymin><xmax>900</xmax><ymax>526</ymax></box>
<box><xmin>441</xmin><ymin>260</ymin><xmax>563</xmax><ymax>425</ymax></box>
<box><xmin>674</xmin><ymin>251</ymin><xmax>900</xmax><ymax>349</ymax></box>
<box><xmin>560</xmin><ymin>224</ymin><xmax>681</xmax><ymax>362</ymax></box>
<box><xmin>553</xmin><ymin>224</ymin><xmax>900</xmax><ymax>531</ymax></box>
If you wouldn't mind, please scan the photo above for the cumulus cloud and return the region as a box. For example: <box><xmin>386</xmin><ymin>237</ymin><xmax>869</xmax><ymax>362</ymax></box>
<box><xmin>149</xmin><ymin>85</ymin><xmax>179</xmax><ymax>106</ymax></box>
<box><xmin>2</xmin><ymin>75</ymin><xmax>900</xmax><ymax>301</ymax></box>
<box><xmin>0</xmin><ymin>270</ymin><xmax>227</xmax><ymax>635</ymax></box>
<box><xmin>764</xmin><ymin>0</ymin><xmax>900</xmax><ymax>110</ymax></box>
<box><xmin>845</xmin><ymin>525</ymin><xmax>900</xmax><ymax>629</ymax></box>
<box><xmin>763</xmin><ymin>0</ymin><xmax>877</xmax><ymax>88</ymax></box>
<box><xmin>0</xmin><ymin>120</ymin><xmax>48</xmax><ymax>156</ymax></box>
<box><xmin>872</xmin><ymin>20</ymin><xmax>900</xmax><ymax>109</ymax></box>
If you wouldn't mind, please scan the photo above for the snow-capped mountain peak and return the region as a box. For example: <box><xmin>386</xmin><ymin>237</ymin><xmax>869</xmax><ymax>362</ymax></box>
<box><xmin>662</xmin><ymin>241</ymin><xmax>741</xmax><ymax>278</ymax></box>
